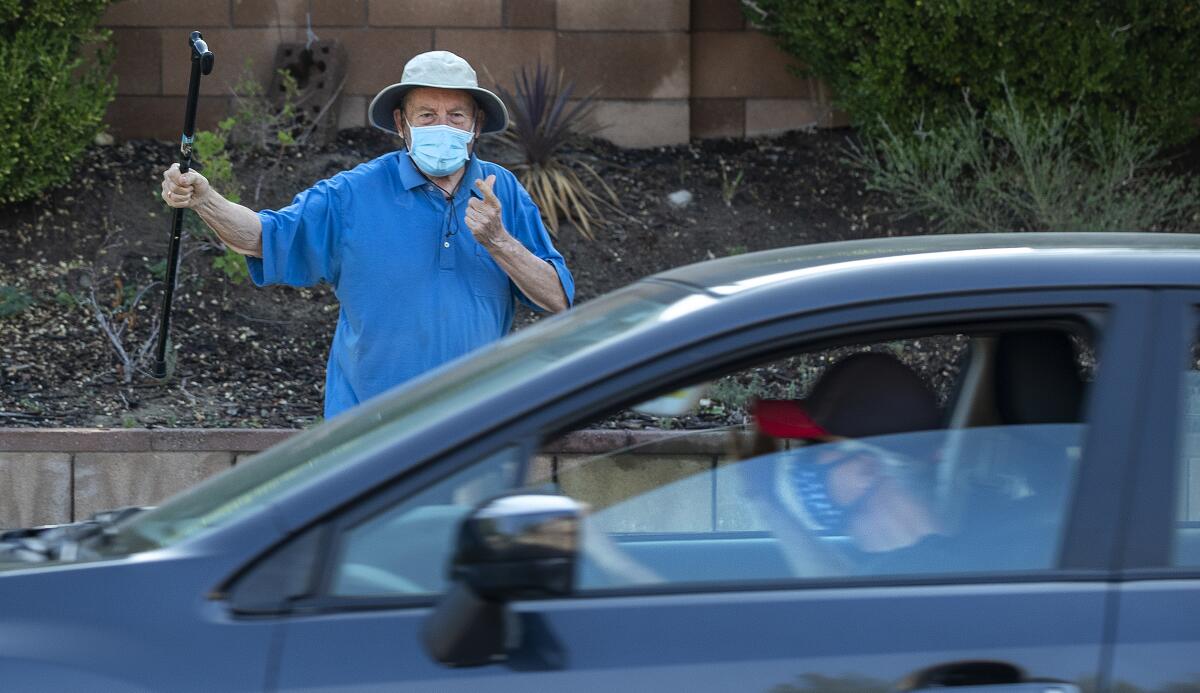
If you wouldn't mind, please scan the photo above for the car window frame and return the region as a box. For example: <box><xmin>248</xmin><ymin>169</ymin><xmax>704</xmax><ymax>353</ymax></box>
<box><xmin>252</xmin><ymin>288</ymin><xmax>1153</xmax><ymax>616</ymax></box>
<box><xmin>1118</xmin><ymin>290</ymin><xmax>1200</xmax><ymax>574</ymax></box>
<box><xmin>548</xmin><ymin>302</ymin><xmax>1150</xmax><ymax>597</ymax></box>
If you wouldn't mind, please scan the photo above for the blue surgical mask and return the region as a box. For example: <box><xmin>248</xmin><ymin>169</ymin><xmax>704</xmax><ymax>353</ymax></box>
<box><xmin>405</xmin><ymin>118</ymin><xmax>474</xmax><ymax>177</ymax></box>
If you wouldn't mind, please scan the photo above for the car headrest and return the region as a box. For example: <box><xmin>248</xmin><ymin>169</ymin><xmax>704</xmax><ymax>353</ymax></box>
<box><xmin>801</xmin><ymin>352</ymin><xmax>942</xmax><ymax>439</ymax></box>
<box><xmin>994</xmin><ymin>330</ymin><xmax>1084</xmax><ymax>425</ymax></box>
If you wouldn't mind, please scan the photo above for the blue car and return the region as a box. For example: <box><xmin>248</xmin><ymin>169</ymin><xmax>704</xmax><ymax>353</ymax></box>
<box><xmin>3</xmin><ymin>233</ymin><xmax>1200</xmax><ymax>692</ymax></box>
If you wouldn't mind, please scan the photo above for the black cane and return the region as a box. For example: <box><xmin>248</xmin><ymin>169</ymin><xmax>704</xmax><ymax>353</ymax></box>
<box><xmin>153</xmin><ymin>31</ymin><xmax>214</xmax><ymax>379</ymax></box>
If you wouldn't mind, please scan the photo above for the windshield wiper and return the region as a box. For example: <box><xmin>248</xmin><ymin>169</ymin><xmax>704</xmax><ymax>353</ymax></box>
<box><xmin>0</xmin><ymin>506</ymin><xmax>151</xmax><ymax>564</ymax></box>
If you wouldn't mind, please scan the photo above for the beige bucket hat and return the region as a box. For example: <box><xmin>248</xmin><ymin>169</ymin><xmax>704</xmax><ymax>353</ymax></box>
<box><xmin>368</xmin><ymin>51</ymin><xmax>509</xmax><ymax>135</ymax></box>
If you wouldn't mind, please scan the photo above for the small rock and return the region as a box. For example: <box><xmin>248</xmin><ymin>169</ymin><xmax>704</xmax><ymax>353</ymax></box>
<box><xmin>666</xmin><ymin>190</ymin><xmax>693</xmax><ymax>208</ymax></box>
<box><xmin>93</xmin><ymin>132</ymin><xmax>115</xmax><ymax>146</ymax></box>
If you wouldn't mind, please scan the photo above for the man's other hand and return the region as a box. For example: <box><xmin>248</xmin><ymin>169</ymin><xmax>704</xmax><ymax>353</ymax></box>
<box><xmin>465</xmin><ymin>174</ymin><xmax>507</xmax><ymax>247</ymax></box>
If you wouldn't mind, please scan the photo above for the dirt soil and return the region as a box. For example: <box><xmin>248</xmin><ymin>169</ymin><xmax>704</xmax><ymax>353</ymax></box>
<box><xmin>0</xmin><ymin>126</ymin><xmax>1003</xmax><ymax>429</ymax></box>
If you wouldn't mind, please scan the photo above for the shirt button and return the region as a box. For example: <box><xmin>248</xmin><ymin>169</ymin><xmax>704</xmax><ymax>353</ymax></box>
<box><xmin>444</xmin><ymin>241</ymin><xmax>450</xmax><ymax>248</ymax></box>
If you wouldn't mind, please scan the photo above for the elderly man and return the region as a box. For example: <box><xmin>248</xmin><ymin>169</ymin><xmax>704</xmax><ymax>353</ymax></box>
<box><xmin>162</xmin><ymin>51</ymin><xmax>574</xmax><ymax>419</ymax></box>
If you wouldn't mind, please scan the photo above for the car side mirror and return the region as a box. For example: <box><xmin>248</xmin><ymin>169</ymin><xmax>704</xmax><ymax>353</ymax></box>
<box><xmin>422</xmin><ymin>493</ymin><xmax>584</xmax><ymax>667</ymax></box>
<box><xmin>631</xmin><ymin>384</ymin><xmax>708</xmax><ymax>417</ymax></box>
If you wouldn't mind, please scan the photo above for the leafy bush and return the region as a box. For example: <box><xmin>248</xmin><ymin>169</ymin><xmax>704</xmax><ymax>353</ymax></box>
<box><xmin>0</xmin><ymin>285</ymin><xmax>34</xmax><ymax>318</ymax></box>
<box><xmin>226</xmin><ymin>63</ymin><xmax>318</xmax><ymax>154</ymax></box>
<box><xmin>745</xmin><ymin>0</ymin><xmax>1200</xmax><ymax>145</ymax></box>
<box><xmin>194</xmin><ymin>125</ymin><xmax>240</xmax><ymax>204</ymax></box>
<box><xmin>183</xmin><ymin>63</ymin><xmax>329</xmax><ymax>285</ymax></box>
<box><xmin>847</xmin><ymin>84</ymin><xmax>1200</xmax><ymax>233</ymax></box>
<box><xmin>0</xmin><ymin>0</ymin><xmax>115</xmax><ymax>204</ymax></box>
<box><xmin>492</xmin><ymin>64</ymin><xmax>620</xmax><ymax>239</ymax></box>
<box><xmin>188</xmin><ymin>120</ymin><xmax>250</xmax><ymax>285</ymax></box>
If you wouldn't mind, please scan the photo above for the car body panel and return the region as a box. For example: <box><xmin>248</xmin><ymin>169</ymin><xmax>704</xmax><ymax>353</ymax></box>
<box><xmin>1107</xmin><ymin>580</ymin><xmax>1200</xmax><ymax>692</ymax></box>
<box><xmin>0</xmin><ymin>554</ymin><xmax>278</xmax><ymax>692</ymax></box>
<box><xmin>1107</xmin><ymin>291</ymin><xmax>1200</xmax><ymax>692</ymax></box>
<box><xmin>274</xmin><ymin>583</ymin><xmax>1110</xmax><ymax>692</ymax></box>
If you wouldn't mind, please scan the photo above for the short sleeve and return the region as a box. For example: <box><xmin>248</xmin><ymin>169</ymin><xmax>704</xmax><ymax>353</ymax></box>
<box><xmin>504</xmin><ymin>182</ymin><xmax>575</xmax><ymax>311</ymax></box>
<box><xmin>246</xmin><ymin>177</ymin><xmax>344</xmax><ymax>288</ymax></box>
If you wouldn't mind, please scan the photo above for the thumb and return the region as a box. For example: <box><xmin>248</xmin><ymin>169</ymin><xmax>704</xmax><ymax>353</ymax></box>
<box><xmin>181</xmin><ymin>170</ymin><xmax>207</xmax><ymax>187</ymax></box>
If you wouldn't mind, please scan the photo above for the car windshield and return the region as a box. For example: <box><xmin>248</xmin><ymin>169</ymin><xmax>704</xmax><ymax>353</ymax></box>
<box><xmin>91</xmin><ymin>281</ymin><xmax>697</xmax><ymax>556</ymax></box>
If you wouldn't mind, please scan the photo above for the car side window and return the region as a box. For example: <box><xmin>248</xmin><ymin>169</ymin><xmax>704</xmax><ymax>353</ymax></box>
<box><xmin>540</xmin><ymin>325</ymin><xmax>1095</xmax><ymax>590</ymax></box>
<box><xmin>321</xmin><ymin>322</ymin><xmax>1099</xmax><ymax>599</ymax></box>
<box><xmin>1172</xmin><ymin>348</ymin><xmax>1200</xmax><ymax>566</ymax></box>
<box><xmin>329</xmin><ymin>447</ymin><xmax>523</xmax><ymax>597</ymax></box>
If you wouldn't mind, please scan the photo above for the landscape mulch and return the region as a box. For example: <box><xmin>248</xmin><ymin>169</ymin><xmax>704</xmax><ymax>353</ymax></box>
<box><xmin>0</xmin><ymin>126</ymin><xmax>1015</xmax><ymax>428</ymax></box>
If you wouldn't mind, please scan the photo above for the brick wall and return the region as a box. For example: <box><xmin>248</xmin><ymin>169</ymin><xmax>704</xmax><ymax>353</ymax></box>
<box><xmin>101</xmin><ymin>0</ymin><xmax>841</xmax><ymax>148</ymax></box>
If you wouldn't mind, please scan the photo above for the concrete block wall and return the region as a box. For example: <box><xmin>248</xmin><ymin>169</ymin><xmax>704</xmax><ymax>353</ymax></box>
<box><xmin>538</xmin><ymin>429</ymin><xmax>762</xmax><ymax>532</ymax></box>
<box><xmin>0</xmin><ymin>428</ymin><xmax>758</xmax><ymax>532</ymax></box>
<box><xmin>689</xmin><ymin>0</ymin><xmax>844</xmax><ymax>138</ymax></box>
<box><xmin>0</xmin><ymin>429</ymin><xmax>292</xmax><ymax>528</ymax></box>
<box><xmin>100</xmin><ymin>0</ymin><xmax>839</xmax><ymax>148</ymax></box>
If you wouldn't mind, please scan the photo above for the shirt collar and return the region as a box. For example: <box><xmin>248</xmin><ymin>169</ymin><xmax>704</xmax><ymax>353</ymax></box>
<box><xmin>395</xmin><ymin>150</ymin><xmax>428</xmax><ymax>191</ymax></box>
<box><xmin>461</xmin><ymin>156</ymin><xmax>486</xmax><ymax>202</ymax></box>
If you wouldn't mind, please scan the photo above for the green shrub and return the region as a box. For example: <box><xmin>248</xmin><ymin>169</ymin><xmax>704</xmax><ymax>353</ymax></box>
<box><xmin>193</xmin><ymin>123</ymin><xmax>240</xmax><ymax>204</ymax></box>
<box><xmin>746</xmin><ymin>0</ymin><xmax>1200</xmax><ymax>145</ymax></box>
<box><xmin>187</xmin><ymin>120</ymin><xmax>250</xmax><ymax>285</ymax></box>
<box><xmin>847</xmin><ymin>83</ymin><xmax>1200</xmax><ymax>233</ymax></box>
<box><xmin>182</xmin><ymin>63</ymin><xmax>314</xmax><ymax>286</ymax></box>
<box><xmin>0</xmin><ymin>0</ymin><xmax>115</xmax><ymax>204</ymax></box>
<box><xmin>225</xmin><ymin>63</ymin><xmax>306</xmax><ymax>154</ymax></box>
<box><xmin>0</xmin><ymin>285</ymin><xmax>34</xmax><ymax>318</ymax></box>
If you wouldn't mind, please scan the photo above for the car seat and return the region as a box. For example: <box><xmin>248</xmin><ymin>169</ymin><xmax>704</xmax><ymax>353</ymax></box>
<box><xmin>994</xmin><ymin>330</ymin><xmax>1085</xmax><ymax>426</ymax></box>
<box><xmin>957</xmin><ymin>329</ymin><xmax>1086</xmax><ymax>569</ymax></box>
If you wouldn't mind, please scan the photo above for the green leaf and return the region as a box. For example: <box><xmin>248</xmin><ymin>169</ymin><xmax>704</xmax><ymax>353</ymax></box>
<box><xmin>0</xmin><ymin>1</ymin><xmax>115</xmax><ymax>202</ymax></box>
<box><xmin>0</xmin><ymin>285</ymin><xmax>34</xmax><ymax>318</ymax></box>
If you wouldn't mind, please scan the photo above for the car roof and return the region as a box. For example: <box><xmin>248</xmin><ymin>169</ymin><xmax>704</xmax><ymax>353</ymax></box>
<box><xmin>653</xmin><ymin>233</ymin><xmax>1200</xmax><ymax>297</ymax></box>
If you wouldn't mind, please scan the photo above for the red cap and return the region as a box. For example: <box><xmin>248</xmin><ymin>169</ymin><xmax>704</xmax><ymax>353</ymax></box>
<box><xmin>751</xmin><ymin>398</ymin><xmax>829</xmax><ymax>439</ymax></box>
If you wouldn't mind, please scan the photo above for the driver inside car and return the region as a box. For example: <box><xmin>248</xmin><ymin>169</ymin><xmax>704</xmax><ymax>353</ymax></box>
<box><xmin>737</xmin><ymin>351</ymin><xmax>955</xmax><ymax>577</ymax></box>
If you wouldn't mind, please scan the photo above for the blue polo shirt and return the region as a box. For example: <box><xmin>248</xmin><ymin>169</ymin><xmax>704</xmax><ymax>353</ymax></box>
<box><xmin>247</xmin><ymin>151</ymin><xmax>574</xmax><ymax>419</ymax></box>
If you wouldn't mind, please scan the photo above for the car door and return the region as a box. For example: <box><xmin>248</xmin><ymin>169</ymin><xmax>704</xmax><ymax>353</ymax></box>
<box><xmin>1106</xmin><ymin>290</ymin><xmax>1200</xmax><ymax>692</ymax></box>
<box><xmin>268</xmin><ymin>289</ymin><xmax>1149</xmax><ymax>692</ymax></box>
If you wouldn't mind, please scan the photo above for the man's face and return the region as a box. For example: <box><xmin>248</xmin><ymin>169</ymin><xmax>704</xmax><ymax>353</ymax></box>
<box><xmin>393</xmin><ymin>87</ymin><xmax>483</xmax><ymax>147</ymax></box>
<box><xmin>819</xmin><ymin>448</ymin><xmax>881</xmax><ymax>507</ymax></box>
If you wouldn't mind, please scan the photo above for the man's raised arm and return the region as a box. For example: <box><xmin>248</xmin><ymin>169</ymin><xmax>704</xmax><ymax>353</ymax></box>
<box><xmin>161</xmin><ymin>163</ymin><xmax>263</xmax><ymax>257</ymax></box>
